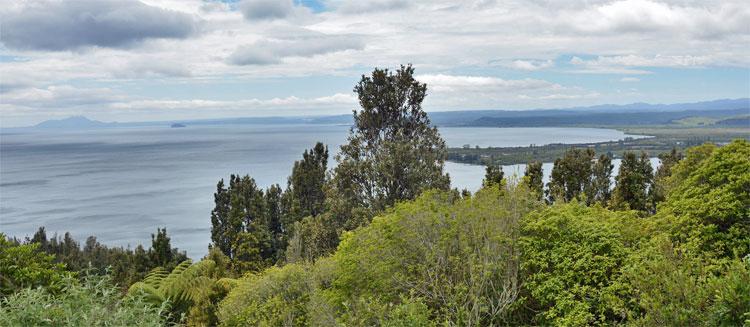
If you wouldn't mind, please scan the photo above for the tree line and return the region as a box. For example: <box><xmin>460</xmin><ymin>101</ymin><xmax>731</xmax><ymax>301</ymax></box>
<box><xmin>513</xmin><ymin>146</ymin><xmax>683</xmax><ymax>212</ymax></box>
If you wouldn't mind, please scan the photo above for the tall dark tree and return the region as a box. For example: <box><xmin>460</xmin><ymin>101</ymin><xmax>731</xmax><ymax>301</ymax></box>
<box><xmin>149</xmin><ymin>228</ymin><xmax>173</xmax><ymax>267</ymax></box>
<box><xmin>265</xmin><ymin>184</ymin><xmax>284</xmax><ymax>260</ymax></box>
<box><xmin>30</xmin><ymin>227</ymin><xmax>49</xmax><ymax>252</ymax></box>
<box><xmin>483</xmin><ymin>164</ymin><xmax>505</xmax><ymax>189</ymax></box>
<box><xmin>285</xmin><ymin>142</ymin><xmax>328</xmax><ymax>222</ymax></box>
<box><xmin>524</xmin><ymin>161</ymin><xmax>544</xmax><ymax>200</ymax></box>
<box><xmin>587</xmin><ymin>154</ymin><xmax>614</xmax><ymax>206</ymax></box>
<box><xmin>210</xmin><ymin>179</ymin><xmax>231</xmax><ymax>257</ymax></box>
<box><xmin>611</xmin><ymin>151</ymin><xmax>654</xmax><ymax>211</ymax></box>
<box><xmin>331</xmin><ymin>64</ymin><xmax>450</xmax><ymax>222</ymax></box>
<box><xmin>546</xmin><ymin>148</ymin><xmax>595</xmax><ymax>203</ymax></box>
<box><xmin>210</xmin><ymin>174</ymin><xmax>277</xmax><ymax>272</ymax></box>
<box><xmin>229</xmin><ymin>175</ymin><xmax>271</xmax><ymax>270</ymax></box>
<box><xmin>649</xmin><ymin>148</ymin><xmax>683</xmax><ymax>211</ymax></box>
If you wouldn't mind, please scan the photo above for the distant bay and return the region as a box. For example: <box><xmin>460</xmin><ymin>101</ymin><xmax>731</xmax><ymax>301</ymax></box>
<box><xmin>0</xmin><ymin>125</ymin><xmax>646</xmax><ymax>258</ymax></box>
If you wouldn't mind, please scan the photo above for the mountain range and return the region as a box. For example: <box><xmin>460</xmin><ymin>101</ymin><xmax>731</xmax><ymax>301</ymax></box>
<box><xmin>25</xmin><ymin>98</ymin><xmax>750</xmax><ymax>129</ymax></box>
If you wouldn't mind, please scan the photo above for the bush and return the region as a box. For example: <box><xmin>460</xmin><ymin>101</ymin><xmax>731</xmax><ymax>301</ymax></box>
<box><xmin>622</xmin><ymin>237</ymin><xmax>750</xmax><ymax>326</ymax></box>
<box><xmin>660</xmin><ymin>139</ymin><xmax>750</xmax><ymax>258</ymax></box>
<box><xmin>0</xmin><ymin>273</ymin><xmax>167</xmax><ymax>326</ymax></box>
<box><xmin>332</xmin><ymin>185</ymin><xmax>540</xmax><ymax>325</ymax></box>
<box><xmin>518</xmin><ymin>203</ymin><xmax>650</xmax><ymax>326</ymax></box>
<box><xmin>0</xmin><ymin>236</ymin><xmax>67</xmax><ymax>298</ymax></box>
<box><xmin>218</xmin><ymin>260</ymin><xmax>334</xmax><ymax>326</ymax></box>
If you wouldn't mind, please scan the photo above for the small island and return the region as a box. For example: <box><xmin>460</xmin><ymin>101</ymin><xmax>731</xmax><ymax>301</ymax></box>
<box><xmin>170</xmin><ymin>123</ymin><xmax>186</xmax><ymax>128</ymax></box>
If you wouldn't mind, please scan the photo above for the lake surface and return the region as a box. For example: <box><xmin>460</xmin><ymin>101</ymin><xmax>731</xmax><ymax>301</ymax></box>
<box><xmin>0</xmin><ymin>125</ymin><xmax>647</xmax><ymax>258</ymax></box>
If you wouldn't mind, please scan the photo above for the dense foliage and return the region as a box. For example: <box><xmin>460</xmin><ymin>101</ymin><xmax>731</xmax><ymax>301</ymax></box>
<box><xmin>2</xmin><ymin>66</ymin><xmax>748</xmax><ymax>326</ymax></box>
<box><xmin>0</xmin><ymin>237</ymin><xmax>67</xmax><ymax>298</ymax></box>
<box><xmin>215</xmin><ymin>137</ymin><xmax>750</xmax><ymax>325</ymax></box>
<box><xmin>0</xmin><ymin>273</ymin><xmax>167</xmax><ymax>326</ymax></box>
<box><xmin>14</xmin><ymin>226</ymin><xmax>187</xmax><ymax>289</ymax></box>
<box><xmin>331</xmin><ymin>64</ymin><xmax>450</xmax><ymax>220</ymax></box>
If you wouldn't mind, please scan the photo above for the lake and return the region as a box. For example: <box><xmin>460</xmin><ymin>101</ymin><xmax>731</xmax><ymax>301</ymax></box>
<box><xmin>0</xmin><ymin>125</ymin><xmax>647</xmax><ymax>258</ymax></box>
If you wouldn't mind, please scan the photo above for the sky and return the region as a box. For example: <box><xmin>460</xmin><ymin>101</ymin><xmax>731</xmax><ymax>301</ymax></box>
<box><xmin>0</xmin><ymin>0</ymin><xmax>748</xmax><ymax>127</ymax></box>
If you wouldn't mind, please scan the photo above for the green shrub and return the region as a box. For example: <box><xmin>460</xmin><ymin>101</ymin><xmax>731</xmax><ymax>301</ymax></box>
<box><xmin>660</xmin><ymin>139</ymin><xmax>750</xmax><ymax>258</ymax></box>
<box><xmin>0</xmin><ymin>273</ymin><xmax>167</xmax><ymax>326</ymax></box>
<box><xmin>333</xmin><ymin>185</ymin><xmax>540</xmax><ymax>325</ymax></box>
<box><xmin>338</xmin><ymin>296</ymin><xmax>435</xmax><ymax>327</ymax></box>
<box><xmin>0</xmin><ymin>236</ymin><xmax>68</xmax><ymax>297</ymax></box>
<box><xmin>623</xmin><ymin>238</ymin><xmax>750</xmax><ymax>326</ymax></box>
<box><xmin>218</xmin><ymin>260</ymin><xmax>333</xmax><ymax>326</ymax></box>
<box><xmin>519</xmin><ymin>203</ymin><xmax>650</xmax><ymax>326</ymax></box>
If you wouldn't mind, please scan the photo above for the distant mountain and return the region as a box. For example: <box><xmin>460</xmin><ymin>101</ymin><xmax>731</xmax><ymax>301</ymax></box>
<box><xmin>555</xmin><ymin>98</ymin><xmax>750</xmax><ymax>113</ymax></box>
<box><xmin>426</xmin><ymin>98</ymin><xmax>750</xmax><ymax>126</ymax></box>
<box><xmin>25</xmin><ymin>98</ymin><xmax>749</xmax><ymax>129</ymax></box>
<box><xmin>35</xmin><ymin>116</ymin><xmax>115</xmax><ymax>129</ymax></box>
<box><xmin>466</xmin><ymin>108</ymin><xmax>749</xmax><ymax>128</ymax></box>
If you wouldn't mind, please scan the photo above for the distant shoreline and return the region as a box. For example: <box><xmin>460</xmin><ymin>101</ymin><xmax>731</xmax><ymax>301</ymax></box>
<box><xmin>447</xmin><ymin>126</ymin><xmax>748</xmax><ymax>166</ymax></box>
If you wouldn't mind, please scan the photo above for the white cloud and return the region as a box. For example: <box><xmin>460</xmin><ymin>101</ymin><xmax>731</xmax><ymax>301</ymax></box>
<box><xmin>329</xmin><ymin>0</ymin><xmax>410</xmax><ymax>14</ymax></box>
<box><xmin>238</xmin><ymin>0</ymin><xmax>313</xmax><ymax>21</ymax></box>
<box><xmin>567</xmin><ymin>54</ymin><xmax>748</xmax><ymax>74</ymax></box>
<box><xmin>563</xmin><ymin>0</ymin><xmax>750</xmax><ymax>39</ymax></box>
<box><xmin>110</xmin><ymin>93</ymin><xmax>356</xmax><ymax>111</ymax></box>
<box><xmin>620</xmin><ymin>77</ymin><xmax>640</xmax><ymax>82</ymax></box>
<box><xmin>417</xmin><ymin>74</ymin><xmax>561</xmax><ymax>92</ymax></box>
<box><xmin>0</xmin><ymin>0</ymin><xmax>747</xmax><ymax>124</ymax></box>
<box><xmin>0</xmin><ymin>0</ymin><xmax>200</xmax><ymax>51</ymax></box>
<box><xmin>1</xmin><ymin>85</ymin><xmax>125</xmax><ymax>108</ymax></box>
<box><xmin>490</xmin><ymin>59</ymin><xmax>554</xmax><ymax>71</ymax></box>
<box><xmin>228</xmin><ymin>34</ymin><xmax>365</xmax><ymax>65</ymax></box>
<box><xmin>415</xmin><ymin>74</ymin><xmax>598</xmax><ymax>109</ymax></box>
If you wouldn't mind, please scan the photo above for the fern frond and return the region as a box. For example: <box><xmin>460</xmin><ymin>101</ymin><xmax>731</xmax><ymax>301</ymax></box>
<box><xmin>161</xmin><ymin>259</ymin><xmax>193</xmax><ymax>291</ymax></box>
<box><xmin>127</xmin><ymin>282</ymin><xmax>165</xmax><ymax>304</ymax></box>
<box><xmin>142</xmin><ymin>267</ymin><xmax>169</xmax><ymax>287</ymax></box>
<box><xmin>216</xmin><ymin>277</ymin><xmax>239</xmax><ymax>291</ymax></box>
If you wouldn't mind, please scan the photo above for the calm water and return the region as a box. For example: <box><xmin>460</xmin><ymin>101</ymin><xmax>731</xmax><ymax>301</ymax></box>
<box><xmin>0</xmin><ymin>125</ymin><xmax>646</xmax><ymax>257</ymax></box>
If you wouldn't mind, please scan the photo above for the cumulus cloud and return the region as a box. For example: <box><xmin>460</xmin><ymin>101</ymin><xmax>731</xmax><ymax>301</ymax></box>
<box><xmin>568</xmin><ymin>54</ymin><xmax>738</xmax><ymax>74</ymax></box>
<box><xmin>413</xmin><ymin>73</ymin><xmax>598</xmax><ymax>109</ymax></box>
<box><xmin>417</xmin><ymin>74</ymin><xmax>561</xmax><ymax>93</ymax></box>
<box><xmin>110</xmin><ymin>93</ymin><xmax>357</xmax><ymax>111</ymax></box>
<box><xmin>563</xmin><ymin>0</ymin><xmax>750</xmax><ymax>39</ymax></box>
<box><xmin>331</xmin><ymin>0</ymin><xmax>410</xmax><ymax>14</ymax></box>
<box><xmin>238</xmin><ymin>0</ymin><xmax>312</xmax><ymax>21</ymax></box>
<box><xmin>239</xmin><ymin>0</ymin><xmax>293</xmax><ymax>20</ymax></box>
<box><xmin>0</xmin><ymin>82</ymin><xmax>357</xmax><ymax>125</ymax></box>
<box><xmin>1</xmin><ymin>85</ymin><xmax>125</xmax><ymax>108</ymax></box>
<box><xmin>0</xmin><ymin>0</ymin><xmax>200</xmax><ymax>51</ymax></box>
<box><xmin>577</xmin><ymin>54</ymin><xmax>716</xmax><ymax>68</ymax></box>
<box><xmin>228</xmin><ymin>35</ymin><xmax>365</xmax><ymax>65</ymax></box>
<box><xmin>1</xmin><ymin>0</ymin><xmax>747</xmax><ymax>124</ymax></box>
<box><xmin>492</xmin><ymin>59</ymin><xmax>554</xmax><ymax>71</ymax></box>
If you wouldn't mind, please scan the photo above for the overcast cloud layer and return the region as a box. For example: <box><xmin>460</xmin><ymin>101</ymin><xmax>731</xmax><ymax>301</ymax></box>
<box><xmin>0</xmin><ymin>0</ymin><xmax>748</xmax><ymax>126</ymax></box>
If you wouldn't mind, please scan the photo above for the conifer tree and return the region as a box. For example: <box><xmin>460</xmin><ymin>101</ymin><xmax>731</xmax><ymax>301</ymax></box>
<box><xmin>31</xmin><ymin>227</ymin><xmax>49</xmax><ymax>252</ymax></box>
<box><xmin>524</xmin><ymin>161</ymin><xmax>544</xmax><ymax>200</ymax></box>
<box><xmin>611</xmin><ymin>151</ymin><xmax>653</xmax><ymax>211</ymax></box>
<box><xmin>210</xmin><ymin>179</ymin><xmax>231</xmax><ymax>257</ymax></box>
<box><xmin>265</xmin><ymin>184</ymin><xmax>284</xmax><ymax>260</ymax></box>
<box><xmin>483</xmin><ymin>164</ymin><xmax>505</xmax><ymax>189</ymax></box>
<box><xmin>649</xmin><ymin>148</ymin><xmax>683</xmax><ymax>211</ymax></box>
<box><xmin>286</xmin><ymin>142</ymin><xmax>328</xmax><ymax>221</ymax></box>
<box><xmin>149</xmin><ymin>228</ymin><xmax>173</xmax><ymax>267</ymax></box>
<box><xmin>587</xmin><ymin>154</ymin><xmax>614</xmax><ymax>206</ymax></box>
<box><xmin>546</xmin><ymin>148</ymin><xmax>595</xmax><ymax>203</ymax></box>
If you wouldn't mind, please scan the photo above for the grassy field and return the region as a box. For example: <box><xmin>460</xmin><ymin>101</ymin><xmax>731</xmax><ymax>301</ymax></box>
<box><xmin>447</xmin><ymin>126</ymin><xmax>749</xmax><ymax>166</ymax></box>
